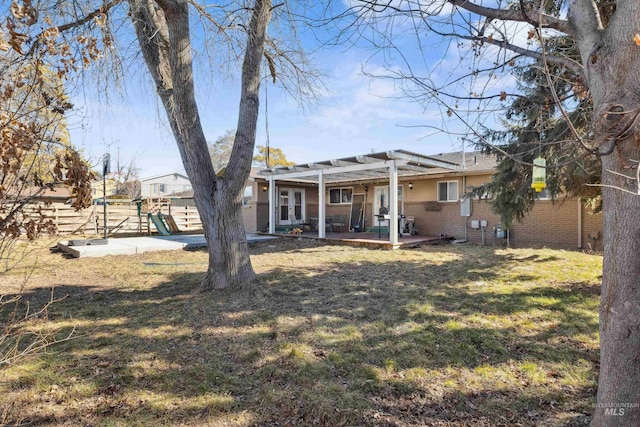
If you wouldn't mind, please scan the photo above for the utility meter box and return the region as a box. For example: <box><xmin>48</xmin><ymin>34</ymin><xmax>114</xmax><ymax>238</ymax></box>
<box><xmin>495</xmin><ymin>225</ymin><xmax>506</xmax><ymax>238</ymax></box>
<box><xmin>480</xmin><ymin>220</ymin><xmax>488</xmax><ymax>227</ymax></box>
<box><xmin>471</xmin><ymin>220</ymin><xmax>480</xmax><ymax>229</ymax></box>
<box><xmin>460</xmin><ymin>197</ymin><xmax>471</xmax><ymax>217</ymax></box>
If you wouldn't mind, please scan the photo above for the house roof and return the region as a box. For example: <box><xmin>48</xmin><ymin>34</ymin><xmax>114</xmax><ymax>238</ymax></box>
<box><xmin>249</xmin><ymin>167</ymin><xmax>264</xmax><ymax>179</ymax></box>
<box><xmin>157</xmin><ymin>168</ymin><xmax>265</xmax><ymax>198</ymax></box>
<box><xmin>427</xmin><ymin>151</ymin><xmax>498</xmax><ymax>174</ymax></box>
<box><xmin>258</xmin><ymin>149</ymin><xmax>460</xmax><ymax>184</ymax></box>
<box><xmin>140</xmin><ymin>172</ymin><xmax>189</xmax><ymax>182</ymax></box>
<box><xmin>7</xmin><ymin>186</ymin><xmax>72</xmax><ymax>200</ymax></box>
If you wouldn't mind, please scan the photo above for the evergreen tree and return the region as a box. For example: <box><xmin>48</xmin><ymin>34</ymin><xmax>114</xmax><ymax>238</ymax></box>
<box><xmin>473</xmin><ymin>37</ymin><xmax>601</xmax><ymax>228</ymax></box>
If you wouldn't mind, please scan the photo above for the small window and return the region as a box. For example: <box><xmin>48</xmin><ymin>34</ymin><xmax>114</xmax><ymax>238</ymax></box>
<box><xmin>152</xmin><ymin>183</ymin><xmax>167</xmax><ymax>194</ymax></box>
<box><xmin>242</xmin><ymin>185</ymin><xmax>253</xmax><ymax>206</ymax></box>
<box><xmin>537</xmin><ymin>188</ymin><xmax>552</xmax><ymax>200</ymax></box>
<box><xmin>438</xmin><ymin>181</ymin><xmax>458</xmax><ymax>202</ymax></box>
<box><xmin>329</xmin><ymin>188</ymin><xmax>353</xmax><ymax>204</ymax></box>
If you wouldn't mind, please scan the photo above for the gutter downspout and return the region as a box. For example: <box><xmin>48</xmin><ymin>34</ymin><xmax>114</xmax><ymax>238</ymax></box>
<box><xmin>463</xmin><ymin>175</ymin><xmax>468</xmax><ymax>241</ymax></box>
<box><xmin>461</xmin><ymin>150</ymin><xmax>467</xmax><ymax>242</ymax></box>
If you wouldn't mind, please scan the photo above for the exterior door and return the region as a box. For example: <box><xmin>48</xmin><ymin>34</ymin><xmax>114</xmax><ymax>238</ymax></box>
<box><xmin>373</xmin><ymin>185</ymin><xmax>404</xmax><ymax>226</ymax></box>
<box><xmin>279</xmin><ymin>188</ymin><xmax>305</xmax><ymax>225</ymax></box>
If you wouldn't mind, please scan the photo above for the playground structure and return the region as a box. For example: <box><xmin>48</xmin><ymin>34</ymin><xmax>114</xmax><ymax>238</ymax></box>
<box><xmin>148</xmin><ymin>212</ymin><xmax>182</xmax><ymax>235</ymax></box>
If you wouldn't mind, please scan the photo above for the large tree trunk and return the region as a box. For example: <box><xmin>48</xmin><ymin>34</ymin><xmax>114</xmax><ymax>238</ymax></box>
<box><xmin>129</xmin><ymin>0</ymin><xmax>271</xmax><ymax>289</ymax></box>
<box><xmin>593</xmin><ymin>142</ymin><xmax>640</xmax><ymax>425</ymax></box>
<box><xmin>204</xmin><ymin>0</ymin><xmax>272</xmax><ymax>290</ymax></box>
<box><xmin>570</xmin><ymin>2</ymin><xmax>640</xmax><ymax>424</ymax></box>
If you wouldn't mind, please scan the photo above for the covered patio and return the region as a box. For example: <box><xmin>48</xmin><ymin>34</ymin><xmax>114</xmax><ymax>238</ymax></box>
<box><xmin>258</xmin><ymin>150</ymin><xmax>459</xmax><ymax>247</ymax></box>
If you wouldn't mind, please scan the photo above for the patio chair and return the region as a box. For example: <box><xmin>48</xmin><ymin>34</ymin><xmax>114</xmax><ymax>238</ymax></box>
<box><xmin>288</xmin><ymin>214</ymin><xmax>306</xmax><ymax>230</ymax></box>
<box><xmin>403</xmin><ymin>216</ymin><xmax>417</xmax><ymax>235</ymax></box>
<box><xmin>330</xmin><ymin>214</ymin><xmax>347</xmax><ymax>232</ymax></box>
<box><xmin>309</xmin><ymin>217</ymin><xmax>334</xmax><ymax>233</ymax></box>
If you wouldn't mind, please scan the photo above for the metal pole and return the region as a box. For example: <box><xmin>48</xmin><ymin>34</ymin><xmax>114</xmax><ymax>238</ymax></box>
<box><xmin>103</xmin><ymin>172</ymin><xmax>107</xmax><ymax>239</ymax></box>
<box><xmin>389</xmin><ymin>160</ymin><xmax>398</xmax><ymax>245</ymax></box>
<box><xmin>102</xmin><ymin>153</ymin><xmax>110</xmax><ymax>240</ymax></box>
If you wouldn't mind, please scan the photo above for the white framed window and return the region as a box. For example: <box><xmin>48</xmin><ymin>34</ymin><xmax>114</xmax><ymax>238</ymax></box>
<box><xmin>438</xmin><ymin>181</ymin><xmax>458</xmax><ymax>202</ymax></box>
<box><xmin>537</xmin><ymin>188</ymin><xmax>552</xmax><ymax>200</ymax></box>
<box><xmin>329</xmin><ymin>188</ymin><xmax>353</xmax><ymax>204</ymax></box>
<box><xmin>472</xmin><ymin>189</ymin><xmax>493</xmax><ymax>200</ymax></box>
<box><xmin>242</xmin><ymin>185</ymin><xmax>253</xmax><ymax>206</ymax></box>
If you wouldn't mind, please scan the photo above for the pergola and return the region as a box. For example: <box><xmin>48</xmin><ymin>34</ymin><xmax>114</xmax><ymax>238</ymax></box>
<box><xmin>258</xmin><ymin>150</ymin><xmax>459</xmax><ymax>244</ymax></box>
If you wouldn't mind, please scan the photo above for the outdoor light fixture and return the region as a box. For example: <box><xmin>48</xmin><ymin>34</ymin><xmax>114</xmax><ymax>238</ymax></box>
<box><xmin>409</xmin><ymin>182</ymin><xmax>413</xmax><ymax>190</ymax></box>
<box><xmin>262</xmin><ymin>185</ymin><xmax>268</xmax><ymax>192</ymax></box>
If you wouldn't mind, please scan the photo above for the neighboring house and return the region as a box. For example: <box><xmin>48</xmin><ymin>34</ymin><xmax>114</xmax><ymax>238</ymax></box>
<box><xmin>254</xmin><ymin>149</ymin><xmax>604</xmax><ymax>250</ymax></box>
<box><xmin>140</xmin><ymin>172</ymin><xmax>192</xmax><ymax>198</ymax></box>
<box><xmin>10</xmin><ymin>186</ymin><xmax>72</xmax><ymax>204</ymax></box>
<box><xmin>91</xmin><ymin>178</ymin><xmax>118</xmax><ymax>200</ymax></box>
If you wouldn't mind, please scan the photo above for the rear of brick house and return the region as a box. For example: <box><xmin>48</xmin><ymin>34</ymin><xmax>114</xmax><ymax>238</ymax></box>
<box><xmin>402</xmin><ymin>152</ymin><xmax>603</xmax><ymax>250</ymax></box>
<box><xmin>244</xmin><ymin>150</ymin><xmax>603</xmax><ymax>251</ymax></box>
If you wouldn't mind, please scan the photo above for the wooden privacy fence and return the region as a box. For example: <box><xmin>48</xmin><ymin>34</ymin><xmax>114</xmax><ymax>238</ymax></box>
<box><xmin>21</xmin><ymin>199</ymin><xmax>203</xmax><ymax>236</ymax></box>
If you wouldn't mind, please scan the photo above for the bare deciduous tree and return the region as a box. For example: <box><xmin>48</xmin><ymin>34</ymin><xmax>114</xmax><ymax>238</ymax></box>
<box><xmin>8</xmin><ymin>0</ymin><xmax>319</xmax><ymax>291</ymax></box>
<box><xmin>129</xmin><ymin>0</ymin><xmax>272</xmax><ymax>289</ymax></box>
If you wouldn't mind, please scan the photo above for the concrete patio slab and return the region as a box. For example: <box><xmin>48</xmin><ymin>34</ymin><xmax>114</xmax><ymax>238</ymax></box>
<box><xmin>257</xmin><ymin>231</ymin><xmax>447</xmax><ymax>250</ymax></box>
<box><xmin>58</xmin><ymin>233</ymin><xmax>278</xmax><ymax>258</ymax></box>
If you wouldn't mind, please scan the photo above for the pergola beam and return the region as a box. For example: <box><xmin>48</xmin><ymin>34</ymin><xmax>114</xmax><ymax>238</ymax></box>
<box><xmin>356</xmin><ymin>155</ymin><xmax>381</xmax><ymax>164</ymax></box>
<box><xmin>260</xmin><ymin>160</ymin><xmax>409</xmax><ymax>181</ymax></box>
<box><xmin>386</xmin><ymin>150</ymin><xmax>459</xmax><ymax>170</ymax></box>
<box><xmin>330</xmin><ymin>159</ymin><xmax>357</xmax><ymax>167</ymax></box>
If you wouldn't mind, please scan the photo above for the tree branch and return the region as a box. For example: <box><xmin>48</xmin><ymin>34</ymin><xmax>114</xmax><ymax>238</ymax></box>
<box><xmin>56</xmin><ymin>0</ymin><xmax>123</xmax><ymax>33</ymax></box>
<box><xmin>482</xmin><ymin>35</ymin><xmax>584</xmax><ymax>77</ymax></box>
<box><xmin>225</xmin><ymin>0</ymin><xmax>272</xmax><ymax>192</ymax></box>
<box><xmin>568</xmin><ymin>0</ymin><xmax>604</xmax><ymax>32</ymax></box>
<box><xmin>27</xmin><ymin>0</ymin><xmax>123</xmax><ymax>56</ymax></box>
<box><xmin>428</xmin><ymin>26</ymin><xmax>585</xmax><ymax>77</ymax></box>
<box><xmin>567</xmin><ymin>0</ymin><xmax>603</xmax><ymax>66</ymax></box>
<box><xmin>447</xmin><ymin>0</ymin><xmax>572</xmax><ymax>35</ymax></box>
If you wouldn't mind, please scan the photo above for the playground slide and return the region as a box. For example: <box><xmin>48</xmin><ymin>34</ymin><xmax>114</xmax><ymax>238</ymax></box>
<box><xmin>160</xmin><ymin>213</ymin><xmax>181</xmax><ymax>233</ymax></box>
<box><xmin>148</xmin><ymin>213</ymin><xmax>171</xmax><ymax>236</ymax></box>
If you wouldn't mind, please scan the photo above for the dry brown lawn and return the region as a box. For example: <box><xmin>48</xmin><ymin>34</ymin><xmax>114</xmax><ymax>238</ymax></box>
<box><xmin>0</xmin><ymin>238</ymin><xmax>602</xmax><ymax>426</ymax></box>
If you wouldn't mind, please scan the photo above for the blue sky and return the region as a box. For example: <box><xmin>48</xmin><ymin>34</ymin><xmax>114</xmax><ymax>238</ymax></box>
<box><xmin>67</xmin><ymin>1</ymin><xmax>522</xmax><ymax>178</ymax></box>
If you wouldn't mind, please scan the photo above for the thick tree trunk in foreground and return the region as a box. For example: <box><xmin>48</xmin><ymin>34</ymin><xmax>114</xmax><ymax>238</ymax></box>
<box><xmin>569</xmin><ymin>1</ymin><xmax>640</xmax><ymax>424</ymax></box>
<box><xmin>130</xmin><ymin>0</ymin><xmax>271</xmax><ymax>289</ymax></box>
<box><xmin>594</xmin><ymin>146</ymin><xmax>640</xmax><ymax>425</ymax></box>
<box><xmin>204</xmin><ymin>0</ymin><xmax>272</xmax><ymax>290</ymax></box>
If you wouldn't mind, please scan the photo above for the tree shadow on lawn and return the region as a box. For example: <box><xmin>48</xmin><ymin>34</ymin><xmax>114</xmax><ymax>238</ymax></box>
<box><xmin>1</xmin><ymin>246</ymin><xmax>600</xmax><ymax>426</ymax></box>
